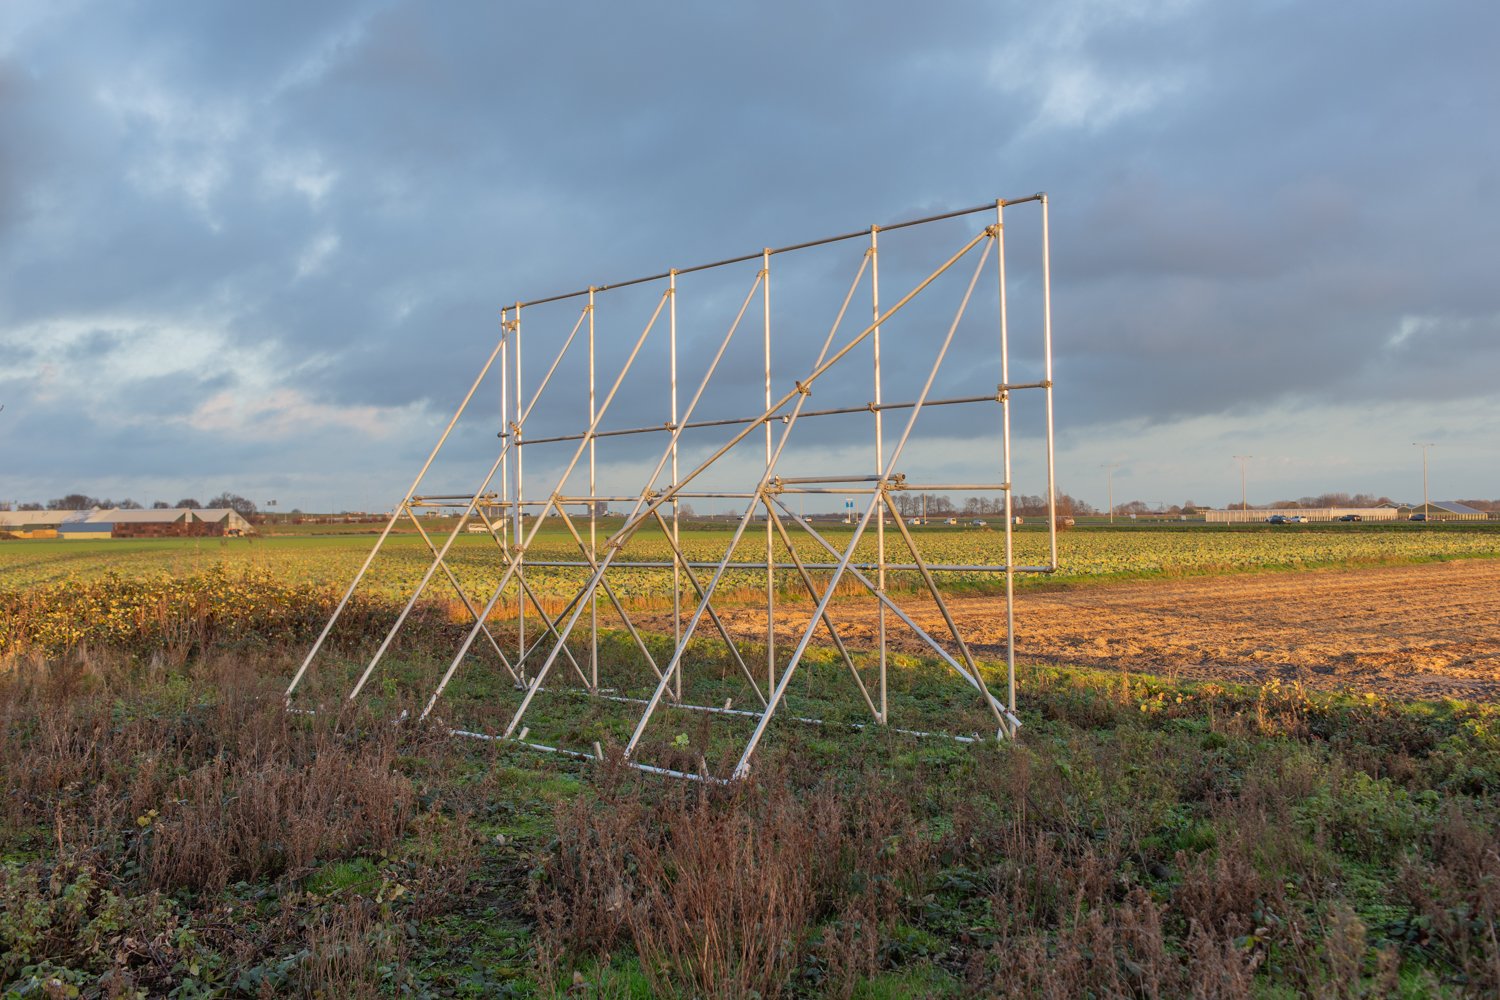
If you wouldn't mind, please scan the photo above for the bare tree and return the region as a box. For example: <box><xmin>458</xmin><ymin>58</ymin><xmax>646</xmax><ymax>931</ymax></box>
<box><xmin>207</xmin><ymin>492</ymin><xmax>258</xmax><ymax>518</ymax></box>
<box><xmin>47</xmin><ymin>494</ymin><xmax>98</xmax><ymax>510</ymax></box>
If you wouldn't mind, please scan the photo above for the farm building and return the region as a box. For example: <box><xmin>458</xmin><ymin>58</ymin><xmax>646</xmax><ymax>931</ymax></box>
<box><xmin>1205</xmin><ymin>507</ymin><xmax>1399</xmax><ymax>524</ymax></box>
<box><xmin>1404</xmin><ymin>501</ymin><xmax>1490</xmax><ymax>522</ymax></box>
<box><xmin>0</xmin><ymin>510</ymin><xmax>80</xmax><ymax>538</ymax></box>
<box><xmin>83</xmin><ymin>509</ymin><xmax>194</xmax><ymax>538</ymax></box>
<box><xmin>57</xmin><ymin>516</ymin><xmax>115</xmax><ymax>539</ymax></box>
<box><xmin>193</xmin><ymin>508</ymin><xmax>255</xmax><ymax>536</ymax></box>
<box><xmin>5</xmin><ymin>508</ymin><xmax>257</xmax><ymax>540</ymax></box>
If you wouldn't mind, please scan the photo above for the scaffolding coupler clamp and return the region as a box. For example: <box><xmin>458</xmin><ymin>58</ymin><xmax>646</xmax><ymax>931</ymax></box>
<box><xmin>793</xmin><ymin>380</ymin><xmax>812</xmax><ymax>396</ymax></box>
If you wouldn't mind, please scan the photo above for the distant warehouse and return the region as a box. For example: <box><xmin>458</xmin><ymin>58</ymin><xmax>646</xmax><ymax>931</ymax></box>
<box><xmin>1207</xmin><ymin>502</ymin><xmax>1491</xmax><ymax>524</ymax></box>
<box><xmin>0</xmin><ymin>508</ymin><xmax>254</xmax><ymax>540</ymax></box>
<box><xmin>0</xmin><ymin>511</ymin><xmax>77</xmax><ymax>538</ymax></box>
<box><xmin>1407</xmin><ymin>501</ymin><xmax>1489</xmax><ymax>522</ymax></box>
<box><xmin>1205</xmin><ymin>507</ymin><xmax>1399</xmax><ymax>524</ymax></box>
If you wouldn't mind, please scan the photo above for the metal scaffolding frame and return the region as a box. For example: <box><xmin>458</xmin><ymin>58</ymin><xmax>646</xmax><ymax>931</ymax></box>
<box><xmin>287</xmin><ymin>194</ymin><xmax>1057</xmax><ymax>781</ymax></box>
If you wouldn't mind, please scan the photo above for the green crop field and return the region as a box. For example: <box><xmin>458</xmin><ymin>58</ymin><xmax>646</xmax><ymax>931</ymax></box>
<box><xmin>4</xmin><ymin>521</ymin><xmax>1498</xmax><ymax>597</ymax></box>
<box><xmin>5</xmin><ymin>523</ymin><xmax>1498</xmax><ymax>660</ymax></box>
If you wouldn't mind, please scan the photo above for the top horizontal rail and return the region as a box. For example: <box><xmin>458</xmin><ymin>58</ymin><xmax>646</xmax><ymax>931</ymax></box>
<box><xmin>509</xmin><ymin>194</ymin><xmax>1044</xmax><ymax>310</ymax></box>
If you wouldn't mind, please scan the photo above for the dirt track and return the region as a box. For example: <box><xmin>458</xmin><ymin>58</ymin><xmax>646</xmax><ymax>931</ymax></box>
<box><xmin>664</xmin><ymin>559</ymin><xmax>1500</xmax><ymax>702</ymax></box>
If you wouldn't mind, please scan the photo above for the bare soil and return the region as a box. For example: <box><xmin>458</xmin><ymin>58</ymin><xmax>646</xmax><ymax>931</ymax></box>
<box><xmin>657</xmin><ymin>559</ymin><xmax>1500</xmax><ymax>702</ymax></box>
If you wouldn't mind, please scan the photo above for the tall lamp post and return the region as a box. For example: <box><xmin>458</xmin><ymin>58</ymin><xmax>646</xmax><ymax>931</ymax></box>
<box><xmin>1100</xmin><ymin>462</ymin><xmax>1120</xmax><ymax>524</ymax></box>
<box><xmin>1233</xmin><ymin>455</ymin><xmax>1253</xmax><ymax>520</ymax></box>
<box><xmin>1412</xmin><ymin>443</ymin><xmax>1434</xmax><ymax>520</ymax></box>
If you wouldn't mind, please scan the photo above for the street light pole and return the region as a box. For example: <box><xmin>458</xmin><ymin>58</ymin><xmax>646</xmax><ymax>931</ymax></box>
<box><xmin>1412</xmin><ymin>443</ymin><xmax>1434</xmax><ymax>520</ymax></box>
<box><xmin>1233</xmin><ymin>455</ymin><xmax>1253</xmax><ymax>520</ymax></box>
<box><xmin>1100</xmin><ymin>462</ymin><xmax>1120</xmax><ymax>524</ymax></box>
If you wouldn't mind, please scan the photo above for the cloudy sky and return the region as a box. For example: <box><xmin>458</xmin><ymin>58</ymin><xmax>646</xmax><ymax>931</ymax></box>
<box><xmin>2</xmin><ymin>0</ymin><xmax>1496</xmax><ymax>513</ymax></box>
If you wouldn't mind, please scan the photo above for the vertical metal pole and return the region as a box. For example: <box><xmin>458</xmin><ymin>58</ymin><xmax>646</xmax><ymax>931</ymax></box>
<box><xmin>514</xmin><ymin>302</ymin><xmax>526</xmax><ymax>674</ymax></box>
<box><xmin>1233</xmin><ymin>455</ymin><xmax>1251</xmax><ymax>516</ymax></box>
<box><xmin>997</xmin><ymin>201</ymin><xmax>1017</xmax><ymax>722</ymax></box>
<box><xmin>670</xmin><ymin>271</ymin><xmax>682</xmax><ymax>701</ymax></box>
<box><xmin>1413</xmin><ymin>443</ymin><xmax>1433</xmax><ymax>518</ymax></box>
<box><xmin>588</xmin><ymin>289</ymin><xmax>598</xmax><ymax>692</ymax></box>
<box><xmin>762</xmin><ymin>248</ymin><xmax>775</xmax><ymax>693</ymax></box>
<box><xmin>1041</xmin><ymin>195</ymin><xmax>1058</xmax><ymax>571</ymax></box>
<box><xmin>870</xmin><ymin>226</ymin><xmax>887</xmax><ymax>724</ymax></box>
<box><xmin>497</xmin><ymin>309</ymin><xmax>511</xmax><ymax>671</ymax></box>
<box><xmin>500</xmin><ymin>314</ymin><xmax>510</xmax><ymax>558</ymax></box>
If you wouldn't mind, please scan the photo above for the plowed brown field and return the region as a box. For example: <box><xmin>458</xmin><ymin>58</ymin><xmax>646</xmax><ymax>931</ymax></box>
<box><xmin>672</xmin><ymin>558</ymin><xmax>1500</xmax><ymax>702</ymax></box>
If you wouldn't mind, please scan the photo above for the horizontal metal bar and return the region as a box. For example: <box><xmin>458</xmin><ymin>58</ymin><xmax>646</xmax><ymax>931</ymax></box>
<box><xmin>411</xmin><ymin>493</ymin><xmax>500</xmax><ymax>502</ymax></box>
<box><xmin>450</xmin><ymin>727</ymin><xmax>594</xmax><ymax>759</ymax></box>
<box><xmin>503</xmin><ymin>391</ymin><xmax>1023</xmax><ymax>446</ymax></box>
<box><xmin>773</xmin><ymin>474</ymin><xmax>887</xmax><ymax>484</ymax></box>
<box><xmin>450</xmin><ymin>726</ymin><xmax>723</xmax><ymax>782</ymax></box>
<box><xmin>894</xmin><ymin>483</ymin><xmax>1011</xmax><ymax>492</ymax></box>
<box><xmin>511</xmin><ymin>195</ymin><xmax>1043</xmax><ymax>310</ymax></box>
<box><xmin>511</xmin><ymin>559</ymin><xmax>1053</xmax><ymax>573</ymax></box>
<box><xmin>767</xmin><ymin>484</ymin><xmax>1011</xmax><ymax>494</ymax></box>
<box><xmin>592</xmin><ymin>691</ymin><xmax>979</xmax><ymax>743</ymax></box>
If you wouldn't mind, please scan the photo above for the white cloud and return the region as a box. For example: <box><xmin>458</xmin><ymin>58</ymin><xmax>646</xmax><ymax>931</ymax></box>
<box><xmin>985</xmin><ymin>1</ymin><xmax>1195</xmax><ymax>133</ymax></box>
<box><xmin>188</xmin><ymin>386</ymin><xmax>408</xmax><ymax>439</ymax></box>
<box><xmin>295</xmin><ymin>230</ymin><xmax>341</xmax><ymax>279</ymax></box>
<box><xmin>95</xmin><ymin>80</ymin><xmax>247</xmax><ymax>225</ymax></box>
<box><xmin>0</xmin><ymin>312</ymin><xmax>414</xmax><ymax>441</ymax></box>
<box><xmin>263</xmin><ymin>153</ymin><xmax>339</xmax><ymax>207</ymax></box>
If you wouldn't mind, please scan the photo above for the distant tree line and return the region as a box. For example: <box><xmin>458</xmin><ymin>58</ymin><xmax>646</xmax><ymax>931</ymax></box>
<box><xmin>11</xmin><ymin>492</ymin><xmax>259</xmax><ymax>518</ymax></box>
<box><xmin>891</xmin><ymin>493</ymin><xmax>1096</xmax><ymax>517</ymax></box>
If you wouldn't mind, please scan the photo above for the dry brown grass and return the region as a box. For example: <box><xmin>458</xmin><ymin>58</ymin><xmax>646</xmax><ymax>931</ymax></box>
<box><xmin>0</xmin><ymin>647</ymin><xmax>486</xmax><ymax>994</ymax></box>
<box><xmin>533</xmin><ymin>754</ymin><xmax>933</xmax><ymax>999</ymax></box>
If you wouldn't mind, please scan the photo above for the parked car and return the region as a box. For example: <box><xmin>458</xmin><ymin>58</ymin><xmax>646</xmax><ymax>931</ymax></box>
<box><xmin>1409</xmin><ymin>513</ymin><xmax>1428</xmax><ymax>521</ymax></box>
<box><xmin>1335</xmin><ymin>514</ymin><xmax>1363</xmax><ymax>522</ymax></box>
<box><xmin>971</xmin><ymin>519</ymin><xmax>988</xmax><ymax>527</ymax></box>
<box><xmin>1265</xmin><ymin>514</ymin><xmax>1288</xmax><ymax>524</ymax></box>
<box><xmin>1287</xmin><ymin>515</ymin><xmax>1309</xmax><ymax>524</ymax></box>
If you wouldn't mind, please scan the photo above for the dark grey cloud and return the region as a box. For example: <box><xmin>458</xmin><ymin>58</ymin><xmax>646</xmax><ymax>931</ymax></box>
<box><xmin>2</xmin><ymin>0</ymin><xmax>1497</xmax><ymax>510</ymax></box>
